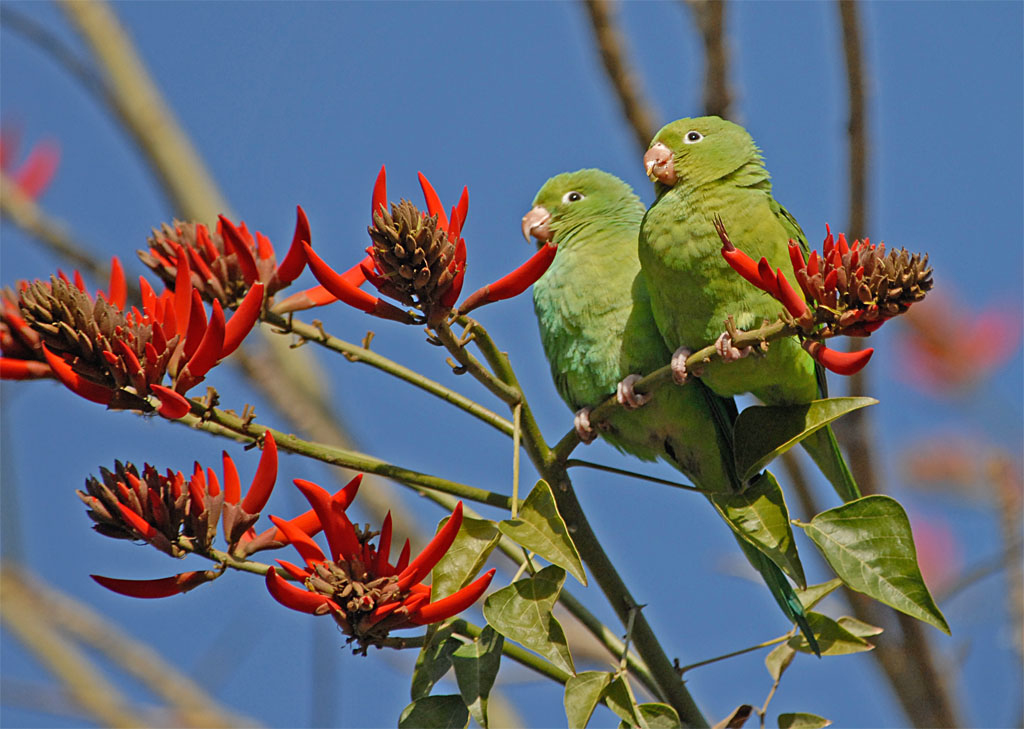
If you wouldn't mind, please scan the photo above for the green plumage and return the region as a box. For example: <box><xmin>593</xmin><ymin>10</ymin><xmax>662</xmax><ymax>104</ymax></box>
<box><xmin>639</xmin><ymin>117</ymin><xmax>859</xmax><ymax>502</ymax></box>
<box><xmin>528</xmin><ymin>169</ymin><xmax>815</xmax><ymax>648</ymax></box>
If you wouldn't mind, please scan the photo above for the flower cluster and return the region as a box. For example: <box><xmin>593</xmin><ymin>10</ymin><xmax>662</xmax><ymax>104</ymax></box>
<box><xmin>139</xmin><ymin>209</ymin><xmax>308</xmax><ymax>308</ymax></box>
<box><xmin>293</xmin><ymin>166</ymin><xmax>557</xmax><ymax>326</ymax></box>
<box><xmin>3</xmin><ymin>252</ymin><xmax>262</xmax><ymax>417</ymax></box>
<box><xmin>80</xmin><ymin>432</ymin><xmax>279</xmax><ymax>559</ymax></box>
<box><xmin>266</xmin><ymin>478</ymin><xmax>495</xmax><ymax>652</ymax></box>
<box><xmin>717</xmin><ymin>219</ymin><xmax>933</xmax><ymax>375</ymax></box>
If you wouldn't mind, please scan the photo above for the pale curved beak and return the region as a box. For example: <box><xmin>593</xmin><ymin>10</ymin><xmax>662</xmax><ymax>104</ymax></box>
<box><xmin>521</xmin><ymin>205</ymin><xmax>552</xmax><ymax>243</ymax></box>
<box><xmin>644</xmin><ymin>142</ymin><xmax>677</xmax><ymax>185</ymax></box>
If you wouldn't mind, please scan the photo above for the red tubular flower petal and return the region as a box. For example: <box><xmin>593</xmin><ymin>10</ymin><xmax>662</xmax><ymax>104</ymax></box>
<box><xmin>151</xmin><ymin>384</ymin><xmax>190</xmax><ymax>419</ymax></box>
<box><xmin>333</xmin><ymin>473</ymin><xmax>362</xmax><ymax>510</ymax></box>
<box><xmin>188</xmin><ymin>470</ymin><xmax>206</xmax><ymax>511</ymax></box>
<box><xmin>447</xmin><ymin>187</ymin><xmax>469</xmax><ymax>243</ymax></box>
<box><xmin>375</xmin><ymin>511</ymin><xmax>393</xmax><ymax>575</ymax></box>
<box><xmin>255</xmin><ymin>232</ymin><xmax>274</xmax><ymax>261</ymax></box>
<box><xmin>787</xmin><ymin>242</ymin><xmax>806</xmax><ymax>274</ymax></box>
<box><xmin>115</xmin><ymin>502</ymin><xmax>160</xmax><ymax>541</ymax></box>
<box><xmin>837</xmin><ymin>232</ymin><xmax>850</xmax><ymax>256</ymax></box>
<box><xmin>276</xmin><ymin>205</ymin><xmax>310</xmax><ymax>284</ymax></box>
<box><xmin>181</xmin><ymin>289</ymin><xmax>207</xmax><ymax>365</ymax></box>
<box><xmin>0</xmin><ymin>358</ymin><xmax>52</xmax><ymax>380</ymax></box>
<box><xmin>803</xmin><ymin>340</ymin><xmax>874</xmax><ymax>375</ymax></box>
<box><xmin>756</xmin><ymin>257</ymin><xmax>781</xmax><ymax>298</ymax></box>
<box><xmin>823</xmin><ymin>269</ymin><xmax>838</xmax><ymax>293</ymax></box>
<box><xmin>457</xmin><ymin>243</ymin><xmax>555</xmax><ymax>316</ymax></box>
<box><xmin>823</xmin><ymin>225</ymin><xmax>834</xmax><ymax>257</ymax></box>
<box><xmin>265</xmin><ymin>566</ymin><xmax>331</xmax><ymax>615</ymax></box>
<box><xmin>195</xmin><ymin>224</ymin><xmax>219</xmax><ymax>260</ymax></box>
<box><xmin>293</xmin><ymin>478</ymin><xmax>360</xmax><ymax>562</ymax></box>
<box><xmin>302</xmin><ymin>243</ymin><xmax>412</xmax><ymax>322</ymax></box>
<box><xmin>222</xmin><ymin>451</ymin><xmax>242</xmax><ymax>504</ymax></box>
<box><xmin>240</xmin><ymin>431</ymin><xmax>277</xmax><ymax>514</ymax></box>
<box><xmin>371</xmin><ymin>165</ymin><xmax>387</xmax><ymax>220</ymax></box>
<box><xmin>219</xmin><ymin>216</ymin><xmax>259</xmax><ymax>285</ymax></box>
<box><xmin>14</xmin><ymin>140</ymin><xmax>60</xmax><ymax>198</ymax></box>
<box><xmin>269</xmin><ymin>514</ymin><xmax>326</xmax><ymax>566</ymax></box>
<box><xmin>41</xmin><ymin>344</ymin><xmax>112</xmax><ymax>405</ymax></box>
<box><xmin>206</xmin><ymin>468</ymin><xmax>221</xmax><ymax>497</ymax></box>
<box><xmin>409</xmin><ymin>568</ymin><xmax>496</xmax><ymax>625</ymax></box>
<box><xmin>721</xmin><ymin>246</ymin><xmax>764</xmax><ymax>291</ymax></box>
<box><xmin>775</xmin><ymin>269</ymin><xmax>807</xmax><ymax>318</ymax></box>
<box><xmin>397</xmin><ymin>502</ymin><xmax>464</xmax><ymax>591</ymax></box>
<box><xmin>807</xmin><ymin>251</ymin><xmax>820</xmax><ymax>277</ymax></box>
<box><xmin>107</xmin><ymin>257</ymin><xmax>127</xmax><ymax>310</ymax></box>
<box><xmin>417</xmin><ymin>172</ymin><xmax>449</xmax><ymax>232</ymax></box>
<box><xmin>274</xmin><ymin>559</ymin><xmax>312</xmax><ymax>581</ymax></box>
<box><xmin>91</xmin><ymin>572</ymin><xmax>211</xmax><ymax>599</ymax></box>
<box><xmin>172</xmin><ymin>245</ymin><xmax>193</xmax><ymax>339</ymax></box>
<box><xmin>270</xmin><ymin>509</ymin><xmax>321</xmax><ymax>542</ymax></box>
<box><xmin>364</xmin><ymin>600</ymin><xmax>402</xmax><ymax>628</ymax></box>
<box><xmin>183</xmin><ymin>298</ymin><xmax>225</xmax><ymax>378</ymax></box>
<box><xmin>222</xmin><ymin>281</ymin><xmax>264</xmax><ymax>357</ymax></box>
<box><xmin>73</xmin><ymin>270</ymin><xmax>87</xmax><ymax>294</ymax></box>
<box><xmin>272</xmin><ymin>285</ymin><xmax>337</xmax><ymax>314</ymax></box>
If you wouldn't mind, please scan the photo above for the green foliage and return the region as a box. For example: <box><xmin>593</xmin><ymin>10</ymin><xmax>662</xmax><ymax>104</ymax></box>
<box><xmin>787</xmin><ymin>612</ymin><xmax>874</xmax><ymax>656</ymax></box>
<box><xmin>431</xmin><ymin>516</ymin><xmax>501</xmax><ymax>601</ymax></box>
<box><xmin>733</xmin><ymin>398</ymin><xmax>877</xmax><ymax>481</ymax></box>
<box><xmin>778</xmin><ymin>712</ymin><xmax>832</xmax><ymax>728</ymax></box>
<box><xmin>621</xmin><ymin>703</ymin><xmax>682</xmax><ymax>729</ymax></box>
<box><xmin>603</xmin><ymin>675</ymin><xmax>643</xmax><ymax>727</ymax></box>
<box><xmin>411</xmin><ymin>624</ymin><xmax>460</xmax><ymax>701</ymax></box>
<box><xmin>766</xmin><ymin>641</ymin><xmax>796</xmax><ymax>682</ymax></box>
<box><xmin>564</xmin><ymin>672</ymin><xmax>612</xmax><ymax>729</ymax></box>
<box><xmin>499</xmin><ymin>480</ymin><xmax>586</xmax><ymax>585</ymax></box>
<box><xmin>796</xmin><ymin>579</ymin><xmax>843</xmax><ymax>610</ymax></box>
<box><xmin>398</xmin><ymin>694</ymin><xmax>470</xmax><ymax>729</ymax></box>
<box><xmin>797</xmin><ymin>495</ymin><xmax>951</xmax><ymax>634</ymax></box>
<box><xmin>482</xmin><ymin>565</ymin><xmax>575</xmax><ymax>674</ymax></box>
<box><xmin>451</xmin><ymin>626</ymin><xmax>503</xmax><ymax>728</ymax></box>
<box><xmin>711</xmin><ymin>470</ymin><xmax>806</xmax><ymax>587</ymax></box>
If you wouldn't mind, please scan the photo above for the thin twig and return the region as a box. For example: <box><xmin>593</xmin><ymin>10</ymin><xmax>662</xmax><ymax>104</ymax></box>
<box><xmin>582</xmin><ymin>0</ymin><xmax>659</xmax><ymax>151</ymax></box>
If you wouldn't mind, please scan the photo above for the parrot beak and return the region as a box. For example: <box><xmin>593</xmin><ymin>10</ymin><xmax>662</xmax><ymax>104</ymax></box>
<box><xmin>644</xmin><ymin>142</ymin><xmax>677</xmax><ymax>185</ymax></box>
<box><xmin>521</xmin><ymin>206</ymin><xmax>552</xmax><ymax>243</ymax></box>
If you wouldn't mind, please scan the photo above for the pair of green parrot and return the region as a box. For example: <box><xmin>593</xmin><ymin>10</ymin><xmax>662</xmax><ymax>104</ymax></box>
<box><xmin>525</xmin><ymin>116</ymin><xmax>860</xmax><ymax>648</ymax></box>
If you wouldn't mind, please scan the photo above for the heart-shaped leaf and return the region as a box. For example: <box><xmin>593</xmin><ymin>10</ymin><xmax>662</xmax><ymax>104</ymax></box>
<box><xmin>483</xmin><ymin>565</ymin><xmax>574</xmax><ymax>674</ymax></box>
<box><xmin>564</xmin><ymin>671</ymin><xmax>612</xmax><ymax>729</ymax></box>
<box><xmin>452</xmin><ymin>626</ymin><xmax>503</xmax><ymax>729</ymax></box>
<box><xmin>432</xmin><ymin>516</ymin><xmax>501</xmax><ymax>601</ymax></box>
<box><xmin>787</xmin><ymin>612</ymin><xmax>873</xmax><ymax>655</ymax></box>
<box><xmin>499</xmin><ymin>481</ymin><xmax>586</xmax><ymax>585</ymax></box>
<box><xmin>796</xmin><ymin>495</ymin><xmax>950</xmax><ymax>634</ymax></box>
<box><xmin>622</xmin><ymin>703</ymin><xmax>682</xmax><ymax>729</ymax></box>
<box><xmin>398</xmin><ymin>694</ymin><xmax>469</xmax><ymax>729</ymax></box>
<box><xmin>734</xmin><ymin>398</ymin><xmax>877</xmax><ymax>481</ymax></box>
<box><xmin>711</xmin><ymin>471</ymin><xmax>805</xmax><ymax>587</ymax></box>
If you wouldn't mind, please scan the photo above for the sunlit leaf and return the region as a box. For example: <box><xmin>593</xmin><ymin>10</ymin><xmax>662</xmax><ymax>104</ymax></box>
<box><xmin>452</xmin><ymin>626</ymin><xmax>503</xmax><ymax>729</ymax></box>
<box><xmin>787</xmin><ymin>612</ymin><xmax>872</xmax><ymax>655</ymax></box>
<box><xmin>411</xmin><ymin>623</ymin><xmax>459</xmax><ymax>700</ymax></box>
<box><xmin>564</xmin><ymin>671</ymin><xmax>612</xmax><ymax>729</ymax></box>
<box><xmin>398</xmin><ymin>694</ymin><xmax>469</xmax><ymax>729</ymax></box>
<box><xmin>603</xmin><ymin>675</ymin><xmax>642</xmax><ymax>727</ymax></box>
<box><xmin>499</xmin><ymin>480</ymin><xmax>586</xmax><ymax>585</ymax></box>
<box><xmin>623</xmin><ymin>703</ymin><xmax>682</xmax><ymax>729</ymax></box>
<box><xmin>796</xmin><ymin>495</ymin><xmax>950</xmax><ymax>634</ymax></box>
<box><xmin>765</xmin><ymin>642</ymin><xmax>796</xmax><ymax>682</ymax></box>
<box><xmin>432</xmin><ymin>516</ymin><xmax>501</xmax><ymax>601</ymax></box>
<box><xmin>797</xmin><ymin>579</ymin><xmax>843</xmax><ymax>610</ymax></box>
<box><xmin>482</xmin><ymin>565</ymin><xmax>574</xmax><ymax>674</ymax></box>
<box><xmin>734</xmin><ymin>398</ymin><xmax>877</xmax><ymax>481</ymax></box>
<box><xmin>837</xmin><ymin>616</ymin><xmax>884</xmax><ymax>639</ymax></box>
<box><xmin>711</xmin><ymin>471</ymin><xmax>805</xmax><ymax>586</ymax></box>
<box><xmin>711</xmin><ymin>704</ymin><xmax>753</xmax><ymax>729</ymax></box>
<box><xmin>778</xmin><ymin>712</ymin><xmax>832</xmax><ymax>728</ymax></box>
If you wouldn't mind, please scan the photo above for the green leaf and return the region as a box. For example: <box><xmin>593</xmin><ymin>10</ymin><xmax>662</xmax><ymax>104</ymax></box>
<box><xmin>398</xmin><ymin>694</ymin><xmax>469</xmax><ymax>729</ymax></box>
<box><xmin>564</xmin><ymin>671</ymin><xmax>612</xmax><ymax>729</ymax></box>
<box><xmin>411</xmin><ymin>623</ymin><xmax>459</xmax><ymax>700</ymax></box>
<box><xmin>711</xmin><ymin>705</ymin><xmax>754</xmax><ymax>729</ymax></box>
<box><xmin>734</xmin><ymin>398</ymin><xmax>877</xmax><ymax>481</ymax></box>
<box><xmin>626</xmin><ymin>704</ymin><xmax>682</xmax><ymax>729</ymax></box>
<box><xmin>499</xmin><ymin>480</ymin><xmax>586</xmax><ymax>585</ymax></box>
<box><xmin>796</xmin><ymin>579</ymin><xmax>843</xmax><ymax>611</ymax></box>
<box><xmin>711</xmin><ymin>471</ymin><xmax>805</xmax><ymax>587</ymax></box>
<box><xmin>432</xmin><ymin>516</ymin><xmax>501</xmax><ymax>601</ymax></box>
<box><xmin>777</xmin><ymin>712</ymin><xmax>832</xmax><ymax>729</ymax></box>
<box><xmin>603</xmin><ymin>675</ymin><xmax>643</xmax><ymax>728</ymax></box>
<box><xmin>796</xmin><ymin>495</ymin><xmax>950</xmax><ymax>634</ymax></box>
<box><xmin>451</xmin><ymin>626</ymin><xmax>503</xmax><ymax>729</ymax></box>
<box><xmin>765</xmin><ymin>642</ymin><xmax>796</xmax><ymax>682</ymax></box>
<box><xmin>837</xmin><ymin>616</ymin><xmax>884</xmax><ymax>639</ymax></box>
<box><xmin>482</xmin><ymin>565</ymin><xmax>574</xmax><ymax>674</ymax></box>
<box><xmin>786</xmin><ymin>612</ymin><xmax>872</xmax><ymax>655</ymax></box>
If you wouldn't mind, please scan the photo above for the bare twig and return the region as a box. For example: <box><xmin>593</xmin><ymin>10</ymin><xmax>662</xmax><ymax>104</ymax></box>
<box><xmin>582</xmin><ymin>0</ymin><xmax>659</xmax><ymax>151</ymax></box>
<box><xmin>685</xmin><ymin>0</ymin><xmax>734</xmax><ymax>119</ymax></box>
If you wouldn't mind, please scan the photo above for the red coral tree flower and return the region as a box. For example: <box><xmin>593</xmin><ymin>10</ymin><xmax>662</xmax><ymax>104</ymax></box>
<box><xmin>716</xmin><ymin>219</ymin><xmax>933</xmax><ymax>376</ymax></box>
<box><xmin>0</xmin><ymin>125</ymin><xmax>60</xmax><ymax>199</ymax></box>
<box><xmin>265</xmin><ymin>477</ymin><xmax>495</xmax><ymax>652</ymax></box>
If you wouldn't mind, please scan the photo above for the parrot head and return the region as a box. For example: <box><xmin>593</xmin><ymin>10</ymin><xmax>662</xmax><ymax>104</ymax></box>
<box><xmin>644</xmin><ymin>116</ymin><xmax>762</xmax><ymax>191</ymax></box>
<box><xmin>522</xmin><ymin>169</ymin><xmax>643</xmax><ymax>249</ymax></box>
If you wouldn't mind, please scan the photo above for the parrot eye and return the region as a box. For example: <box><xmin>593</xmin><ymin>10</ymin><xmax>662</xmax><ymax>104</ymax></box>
<box><xmin>685</xmin><ymin>131</ymin><xmax>704</xmax><ymax>144</ymax></box>
<box><xmin>562</xmin><ymin>191</ymin><xmax>585</xmax><ymax>203</ymax></box>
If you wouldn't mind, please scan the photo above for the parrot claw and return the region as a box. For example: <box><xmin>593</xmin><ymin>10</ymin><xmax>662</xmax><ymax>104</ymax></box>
<box><xmin>573</xmin><ymin>407</ymin><xmax>598</xmax><ymax>444</ymax></box>
<box><xmin>616</xmin><ymin>374</ymin><xmax>651</xmax><ymax>410</ymax></box>
<box><xmin>715</xmin><ymin>332</ymin><xmax>752</xmax><ymax>362</ymax></box>
<box><xmin>670</xmin><ymin>347</ymin><xmax>693</xmax><ymax>384</ymax></box>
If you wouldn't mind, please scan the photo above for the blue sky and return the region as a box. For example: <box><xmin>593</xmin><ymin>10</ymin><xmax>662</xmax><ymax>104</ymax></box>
<box><xmin>2</xmin><ymin>2</ymin><xmax>1021</xmax><ymax>727</ymax></box>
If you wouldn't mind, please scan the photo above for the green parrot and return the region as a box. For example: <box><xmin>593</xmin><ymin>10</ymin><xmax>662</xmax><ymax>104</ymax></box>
<box><xmin>524</xmin><ymin>169</ymin><xmax>817</xmax><ymax>651</ymax></box>
<box><xmin>639</xmin><ymin>116</ymin><xmax>860</xmax><ymax>503</ymax></box>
